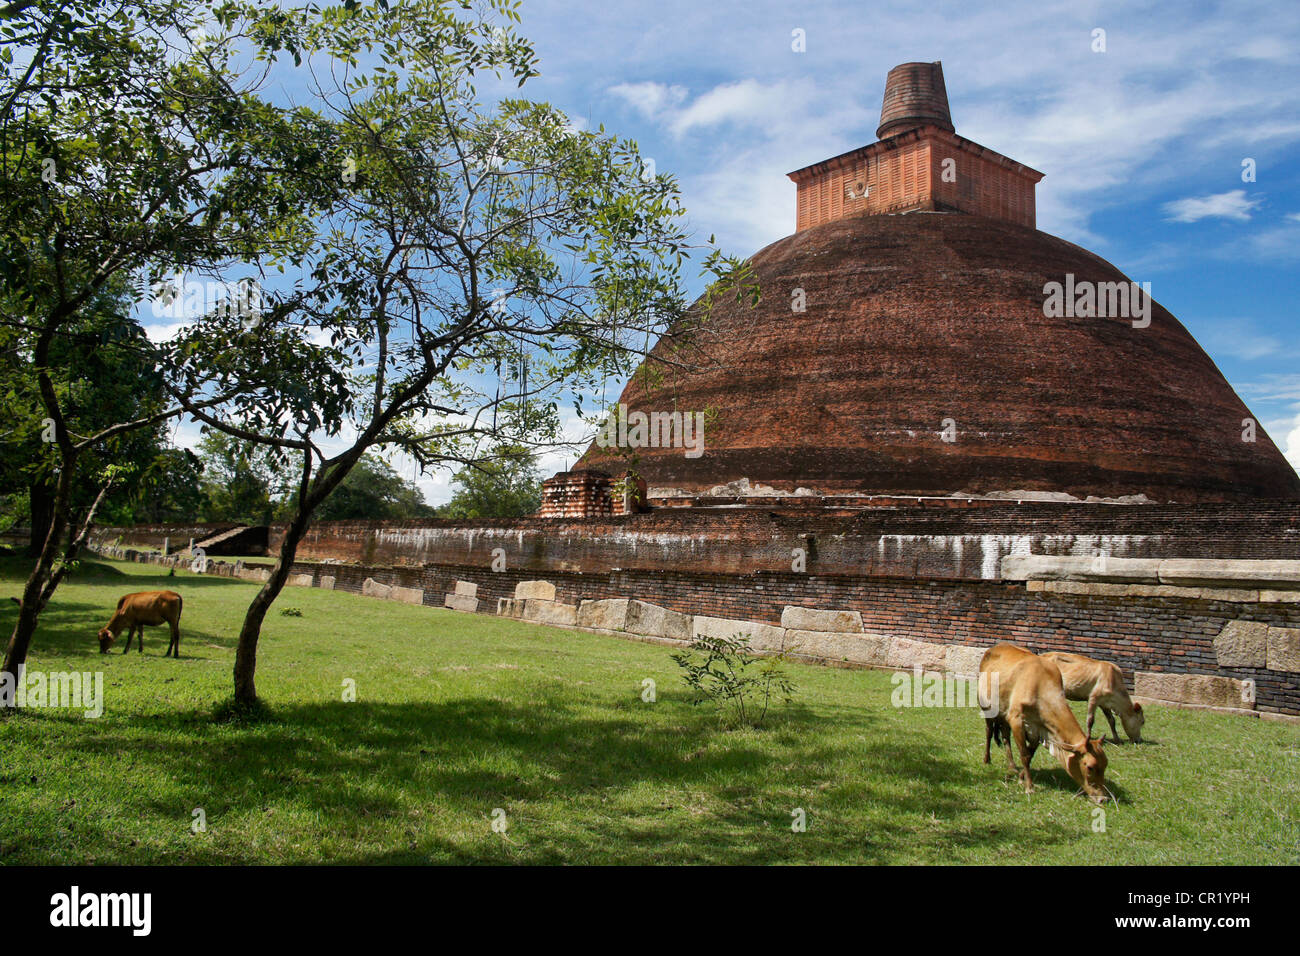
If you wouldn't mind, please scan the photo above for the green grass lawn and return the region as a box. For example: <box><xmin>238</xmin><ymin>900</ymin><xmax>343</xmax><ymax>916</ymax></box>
<box><xmin>1</xmin><ymin>556</ymin><xmax>1297</xmax><ymax>865</ymax></box>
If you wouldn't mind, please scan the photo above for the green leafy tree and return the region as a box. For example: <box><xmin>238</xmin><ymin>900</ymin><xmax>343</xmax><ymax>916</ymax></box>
<box><xmin>127</xmin><ymin>447</ymin><xmax>206</xmax><ymax>525</ymax></box>
<box><xmin>440</xmin><ymin>444</ymin><xmax>541</xmax><ymax>519</ymax></box>
<box><xmin>306</xmin><ymin>455</ymin><xmax>436</xmax><ymax>521</ymax></box>
<box><xmin>194</xmin><ymin>431</ymin><xmax>288</xmax><ymax>525</ymax></box>
<box><xmin>0</xmin><ymin>278</ymin><xmax>168</xmax><ymax>552</ymax></box>
<box><xmin>0</xmin><ymin>0</ymin><xmax>337</xmax><ymax>687</ymax></box>
<box><xmin>160</xmin><ymin>0</ymin><xmax>753</xmax><ymax>705</ymax></box>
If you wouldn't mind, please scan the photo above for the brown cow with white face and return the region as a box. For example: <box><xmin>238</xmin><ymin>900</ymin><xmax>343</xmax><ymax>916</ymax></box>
<box><xmin>980</xmin><ymin>642</ymin><xmax>1110</xmax><ymax>805</ymax></box>
<box><xmin>1040</xmin><ymin>651</ymin><xmax>1145</xmax><ymax>743</ymax></box>
<box><xmin>97</xmin><ymin>591</ymin><xmax>183</xmax><ymax>658</ymax></box>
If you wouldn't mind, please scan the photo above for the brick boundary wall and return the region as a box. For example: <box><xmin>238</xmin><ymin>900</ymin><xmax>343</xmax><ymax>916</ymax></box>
<box><xmin>93</xmin><ymin>504</ymin><xmax>1300</xmax><ymax>575</ymax></box>
<box><xmin>93</xmin><ymin>545</ymin><xmax>1300</xmax><ymax>718</ymax></box>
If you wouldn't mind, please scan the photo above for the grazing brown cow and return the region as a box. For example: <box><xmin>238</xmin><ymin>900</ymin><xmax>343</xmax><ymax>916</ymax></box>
<box><xmin>980</xmin><ymin>642</ymin><xmax>1110</xmax><ymax>804</ymax></box>
<box><xmin>97</xmin><ymin>591</ymin><xmax>183</xmax><ymax>657</ymax></box>
<box><xmin>1040</xmin><ymin>651</ymin><xmax>1144</xmax><ymax>743</ymax></box>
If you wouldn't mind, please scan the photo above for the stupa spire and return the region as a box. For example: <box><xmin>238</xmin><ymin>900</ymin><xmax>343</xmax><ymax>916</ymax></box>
<box><xmin>876</xmin><ymin>60</ymin><xmax>954</xmax><ymax>139</ymax></box>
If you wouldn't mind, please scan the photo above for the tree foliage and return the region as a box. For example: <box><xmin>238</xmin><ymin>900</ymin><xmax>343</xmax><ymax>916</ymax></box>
<box><xmin>2</xmin><ymin>0</ymin><xmax>756</xmax><ymax>706</ymax></box>
<box><xmin>439</xmin><ymin>444</ymin><xmax>541</xmax><ymax>519</ymax></box>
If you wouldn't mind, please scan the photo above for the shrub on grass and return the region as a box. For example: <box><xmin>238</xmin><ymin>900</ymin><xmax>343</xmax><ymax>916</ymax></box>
<box><xmin>671</xmin><ymin>633</ymin><xmax>796</xmax><ymax>728</ymax></box>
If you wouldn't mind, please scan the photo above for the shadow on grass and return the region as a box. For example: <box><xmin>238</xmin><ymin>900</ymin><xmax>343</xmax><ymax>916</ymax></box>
<box><xmin>42</xmin><ymin>694</ymin><xmax>1086</xmax><ymax>865</ymax></box>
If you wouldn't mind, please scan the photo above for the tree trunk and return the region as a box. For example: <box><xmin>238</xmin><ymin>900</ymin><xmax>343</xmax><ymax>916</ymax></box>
<box><xmin>231</xmin><ymin>511</ymin><xmax>311</xmax><ymax>705</ymax></box>
<box><xmin>27</xmin><ymin>480</ymin><xmax>54</xmax><ymax>558</ymax></box>
<box><xmin>3</xmin><ymin>465</ymin><xmax>74</xmax><ymax>695</ymax></box>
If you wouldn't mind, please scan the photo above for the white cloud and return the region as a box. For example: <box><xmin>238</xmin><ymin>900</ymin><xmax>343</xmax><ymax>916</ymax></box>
<box><xmin>1283</xmin><ymin>413</ymin><xmax>1300</xmax><ymax>473</ymax></box>
<box><xmin>1162</xmin><ymin>189</ymin><xmax>1261</xmax><ymax>223</ymax></box>
<box><xmin>142</xmin><ymin>321</ymin><xmax>192</xmax><ymax>343</ymax></box>
<box><xmin>608</xmin><ymin>81</ymin><xmax>687</xmax><ymax>119</ymax></box>
<box><xmin>668</xmin><ymin>79</ymin><xmax>794</xmax><ymax>137</ymax></box>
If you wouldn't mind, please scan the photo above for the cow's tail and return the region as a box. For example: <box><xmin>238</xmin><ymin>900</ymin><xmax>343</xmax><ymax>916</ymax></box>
<box><xmin>988</xmin><ymin>714</ymin><xmax>1011</xmax><ymax>747</ymax></box>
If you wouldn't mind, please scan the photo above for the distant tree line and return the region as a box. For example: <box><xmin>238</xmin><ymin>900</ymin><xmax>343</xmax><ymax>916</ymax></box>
<box><xmin>1</xmin><ymin>411</ymin><xmax>545</xmax><ymax>542</ymax></box>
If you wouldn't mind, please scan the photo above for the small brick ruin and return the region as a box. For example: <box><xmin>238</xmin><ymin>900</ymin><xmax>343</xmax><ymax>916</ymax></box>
<box><xmin>537</xmin><ymin>470</ymin><xmax>612</xmax><ymax>518</ymax></box>
<box><xmin>538</xmin><ymin>470</ymin><xmax>649</xmax><ymax>518</ymax></box>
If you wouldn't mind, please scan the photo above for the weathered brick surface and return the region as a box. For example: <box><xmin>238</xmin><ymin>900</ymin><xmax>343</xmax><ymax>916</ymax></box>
<box><xmin>573</xmin><ymin>211</ymin><xmax>1300</xmax><ymax>503</ymax></box>
<box><xmin>254</xmin><ymin>504</ymin><xmax>1300</xmax><ymax>576</ymax></box>
<box><xmin>538</xmin><ymin>470</ymin><xmax>612</xmax><ymax>518</ymax></box>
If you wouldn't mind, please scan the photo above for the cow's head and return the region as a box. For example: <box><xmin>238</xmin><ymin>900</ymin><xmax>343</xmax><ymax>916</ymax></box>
<box><xmin>1063</xmin><ymin>738</ymin><xmax>1109</xmax><ymax>804</ymax></box>
<box><xmin>1121</xmin><ymin>702</ymin><xmax>1145</xmax><ymax>742</ymax></box>
<box><xmin>97</xmin><ymin>627</ymin><xmax>116</xmax><ymax>653</ymax></box>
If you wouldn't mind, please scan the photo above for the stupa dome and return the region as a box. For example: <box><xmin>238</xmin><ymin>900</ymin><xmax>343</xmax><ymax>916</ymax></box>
<box><xmin>578</xmin><ymin>212</ymin><xmax>1300</xmax><ymax>503</ymax></box>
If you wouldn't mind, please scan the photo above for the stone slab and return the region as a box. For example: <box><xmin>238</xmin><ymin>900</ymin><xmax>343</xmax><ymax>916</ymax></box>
<box><xmin>286</xmin><ymin>573</ymin><xmax>314</xmax><ymax>587</ymax></box>
<box><xmin>318</xmin><ymin>576</ymin><xmax>336</xmax><ymax>590</ymax></box>
<box><xmin>1000</xmin><ymin>554</ymin><xmax>1161</xmax><ymax>583</ymax></box>
<box><xmin>577</xmin><ymin>598</ymin><xmax>630</xmax><ymax>631</ymax></box>
<box><xmin>626</xmin><ymin>601</ymin><xmax>692</xmax><ymax>641</ymax></box>
<box><xmin>444</xmin><ymin>593</ymin><xmax>479</xmax><ymax>613</ymax></box>
<box><xmin>1213</xmin><ymin>620</ymin><xmax>1267</xmax><ymax>668</ymax></box>
<box><xmin>362</xmin><ymin>578</ymin><xmax>392</xmax><ymax>600</ymax></box>
<box><xmin>1134</xmin><ymin>671</ymin><xmax>1253</xmax><ymax>709</ymax></box>
<box><xmin>1159</xmin><ymin>558</ymin><xmax>1300</xmax><ymax>589</ymax></box>
<box><xmin>497</xmin><ymin>597</ymin><xmax>520</xmax><ymax>617</ymax></box>
<box><xmin>454</xmin><ymin>580</ymin><xmax>478</xmax><ymax>598</ymax></box>
<box><xmin>887</xmin><ymin>637</ymin><xmax>949</xmax><ymax>670</ymax></box>
<box><xmin>692</xmin><ymin>615</ymin><xmax>786</xmax><ymax>653</ymax></box>
<box><xmin>946</xmin><ymin>644</ymin><xmax>988</xmax><ymax>677</ymax></box>
<box><xmin>515</xmin><ymin>580</ymin><xmax>557</xmax><ymax>602</ymax></box>
<box><xmin>1267</xmin><ymin>627</ymin><xmax>1300</xmax><ymax>672</ymax></box>
<box><xmin>389</xmin><ymin>585</ymin><xmax>424</xmax><ymax>606</ymax></box>
<box><xmin>783</xmin><ymin>629</ymin><xmax>888</xmax><ymax>666</ymax></box>
<box><xmin>522</xmin><ymin>599</ymin><xmax>578</xmax><ymax>627</ymax></box>
<box><xmin>780</xmin><ymin>606</ymin><xmax>864</xmax><ymax>633</ymax></box>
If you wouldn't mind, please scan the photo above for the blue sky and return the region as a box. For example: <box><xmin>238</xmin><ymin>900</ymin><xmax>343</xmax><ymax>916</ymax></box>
<box><xmin>151</xmin><ymin>0</ymin><xmax>1300</xmax><ymax>503</ymax></box>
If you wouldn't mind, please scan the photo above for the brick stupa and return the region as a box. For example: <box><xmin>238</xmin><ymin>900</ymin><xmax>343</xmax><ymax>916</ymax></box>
<box><xmin>568</xmin><ymin>61</ymin><xmax>1300</xmax><ymax>510</ymax></box>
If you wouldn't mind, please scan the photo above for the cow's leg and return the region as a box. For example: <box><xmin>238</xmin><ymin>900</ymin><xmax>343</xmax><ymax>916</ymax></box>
<box><xmin>1000</xmin><ymin>721</ymin><xmax>1019</xmax><ymax>777</ymax></box>
<box><xmin>1101</xmin><ymin>706</ymin><xmax>1120</xmax><ymax>742</ymax></box>
<box><xmin>137</xmin><ymin>625</ymin><xmax>144</xmax><ymax>653</ymax></box>
<box><xmin>122</xmin><ymin>627</ymin><xmax>133</xmax><ymax>653</ymax></box>
<box><xmin>1087</xmin><ymin>688</ymin><xmax>1107</xmax><ymax>738</ymax></box>
<box><xmin>1010</xmin><ymin>716</ymin><xmax>1035</xmax><ymax>793</ymax></box>
<box><xmin>984</xmin><ymin>718</ymin><xmax>994</xmax><ymax>764</ymax></box>
<box><xmin>169</xmin><ymin>619</ymin><xmax>179</xmax><ymax>658</ymax></box>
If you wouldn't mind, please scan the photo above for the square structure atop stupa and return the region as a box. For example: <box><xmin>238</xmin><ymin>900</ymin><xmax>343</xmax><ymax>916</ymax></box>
<box><xmin>787</xmin><ymin>61</ymin><xmax>1044</xmax><ymax>231</ymax></box>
